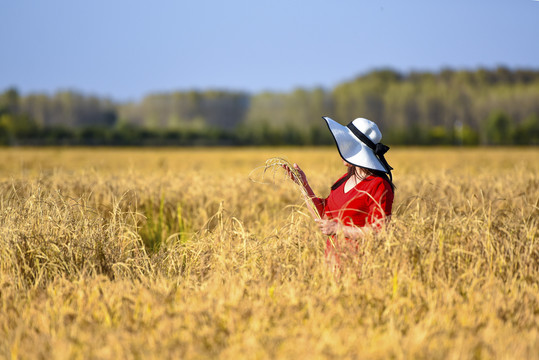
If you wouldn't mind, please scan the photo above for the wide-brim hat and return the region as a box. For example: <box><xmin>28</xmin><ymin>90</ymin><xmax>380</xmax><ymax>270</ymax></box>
<box><xmin>323</xmin><ymin>116</ymin><xmax>392</xmax><ymax>174</ymax></box>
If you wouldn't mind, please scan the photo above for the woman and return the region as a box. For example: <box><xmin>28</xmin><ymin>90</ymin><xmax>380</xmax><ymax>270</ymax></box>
<box><xmin>286</xmin><ymin>116</ymin><xmax>395</xmax><ymax>264</ymax></box>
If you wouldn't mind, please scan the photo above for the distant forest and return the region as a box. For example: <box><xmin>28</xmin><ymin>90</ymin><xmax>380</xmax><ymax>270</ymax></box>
<box><xmin>1</xmin><ymin>67</ymin><xmax>539</xmax><ymax>146</ymax></box>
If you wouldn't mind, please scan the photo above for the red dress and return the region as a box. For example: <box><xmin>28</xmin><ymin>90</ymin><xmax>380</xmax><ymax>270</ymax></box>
<box><xmin>314</xmin><ymin>174</ymin><xmax>394</xmax><ymax>257</ymax></box>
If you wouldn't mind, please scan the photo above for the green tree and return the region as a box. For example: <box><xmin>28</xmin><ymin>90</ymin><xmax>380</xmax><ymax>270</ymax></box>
<box><xmin>0</xmin><ymin>88</ymin><xmax>20</xmax><ymax>114</ymax></box>
<box><xmin>0</xmin><ymin>114</ymin><xmax>15</xmax><ymax>145</ymax></box>
<box><xmin>483</xmin><ymin>110</ymin><xmax>513</xmax><ymax>145</ymax></box>
<box><xmin>514</xmin><ymin>114</ymin><xmax>539</xmax><ymax>145</ymax></box>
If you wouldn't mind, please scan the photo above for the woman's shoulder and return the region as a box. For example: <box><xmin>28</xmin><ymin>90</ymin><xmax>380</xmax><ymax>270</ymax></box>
<box><xmin>363</xmin><ymin>175</ymin><xmax>393</xmax><ymax>192</ymax></box>
<box><xmin>330</xmin><ymin>173</ymin><xmax>350</xmax><ymax>191</ymax></box>
<box><xmin>336</xmin><ymin>173</ymin><xmax>349</xmax><ymax>182</ymax></box>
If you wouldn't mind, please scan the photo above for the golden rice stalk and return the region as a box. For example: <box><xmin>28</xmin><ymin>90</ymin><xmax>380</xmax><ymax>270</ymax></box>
<box><xmin>249</xmin><ymin>157</ymin><xmax>322</xmax><ymax>220</ymax></box>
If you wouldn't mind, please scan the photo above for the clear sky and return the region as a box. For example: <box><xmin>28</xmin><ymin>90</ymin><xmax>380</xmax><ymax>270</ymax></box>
<box><xmin>1</xmin><ymin>0</ymin><xmax>538</xmax><ymax>102</ymax></box>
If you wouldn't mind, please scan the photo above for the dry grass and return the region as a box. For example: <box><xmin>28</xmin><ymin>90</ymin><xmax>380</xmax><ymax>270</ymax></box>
<box><xmin>0</xmin><ymin>146</ymin><xmax>538</xmax><ymax>359</ymax></box>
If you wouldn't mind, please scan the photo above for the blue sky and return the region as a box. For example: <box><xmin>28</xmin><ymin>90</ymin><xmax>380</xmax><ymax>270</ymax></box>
<box><xmin>1</xmin><ymin>0</ymin><xmax>538</xmax><ymax>102</ymax></box>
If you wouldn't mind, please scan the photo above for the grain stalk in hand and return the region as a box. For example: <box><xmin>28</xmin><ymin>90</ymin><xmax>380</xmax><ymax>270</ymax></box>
<box><xmin>249</xmin><ymin>157</ymin><xmax>321</xmax><ymax>220</ymax></box>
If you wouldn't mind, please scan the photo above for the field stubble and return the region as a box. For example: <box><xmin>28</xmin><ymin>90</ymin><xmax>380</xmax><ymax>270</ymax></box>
<box><xmin>0</xmin><ymin>146</ymin><xmax>538</xmax><ymax>359</ymax></box>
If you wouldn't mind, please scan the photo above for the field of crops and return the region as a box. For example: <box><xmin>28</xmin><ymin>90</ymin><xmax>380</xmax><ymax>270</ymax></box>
<box><xmin>0</xmin><ymin>146</ymin><xmax>538</xmax><ymax>359</ymax></box>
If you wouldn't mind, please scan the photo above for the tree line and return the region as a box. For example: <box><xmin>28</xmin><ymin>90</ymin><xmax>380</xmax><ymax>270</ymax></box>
<box><xmin>1</xmin><ymin>67</ymin><xmax>539</xmax><ymax>146</ymax></box>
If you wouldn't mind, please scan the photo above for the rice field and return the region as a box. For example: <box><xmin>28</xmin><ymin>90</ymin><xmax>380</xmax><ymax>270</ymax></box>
<box><xmin>0</xmin><ymin>146</ymin><xmax>538</xmax><ymax>359</ymax></box>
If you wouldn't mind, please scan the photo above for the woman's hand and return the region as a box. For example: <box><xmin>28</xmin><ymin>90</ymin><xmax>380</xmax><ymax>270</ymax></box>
<box><xmin>282</xmin><ymin>163</ymin><xmax>308</xmax><ymax>188</ymax></box>
<box><xmin>316</xmin><ymin>219</ymin><xmax>367</xmax><ymax>240</ymax></box>
<box><xmin>315</xmin><ymin>219</ymin><xmax>340</xmax><ymax>236</ymax></box>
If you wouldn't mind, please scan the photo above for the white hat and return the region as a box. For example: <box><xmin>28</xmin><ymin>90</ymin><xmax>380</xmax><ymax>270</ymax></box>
<box><xmin>323</xmin><ymin>116</ymin><xmax>393</xmax><ymax>175</ymax></box>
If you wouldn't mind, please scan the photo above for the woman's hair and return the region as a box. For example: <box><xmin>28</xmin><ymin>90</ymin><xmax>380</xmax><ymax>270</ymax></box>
<box><xmin>331</xmin><ymin>165</ymin><xmax>396</xmax><ymax>191</ymax></box>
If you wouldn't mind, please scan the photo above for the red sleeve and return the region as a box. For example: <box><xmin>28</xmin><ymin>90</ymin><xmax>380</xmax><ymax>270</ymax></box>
<box><xmin>367</xmin><ymin>179</ymin><xmax>394</xmax><ymax>228</ymax></box>
<box><xmin>311</xmin><ymin>173</ymin><xmax>347</xmax><ymax>218</ymax></box>
<box><xmin>312</xmin><ymin>197</ymin><xmax>326</xmax><ymax>217</ymax></box>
